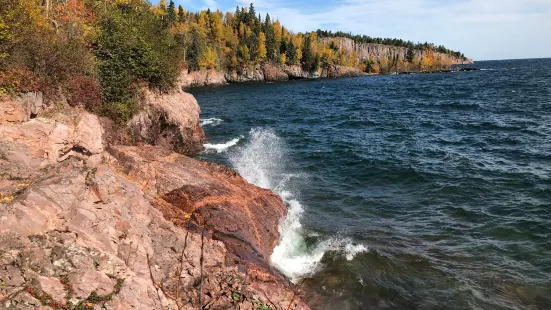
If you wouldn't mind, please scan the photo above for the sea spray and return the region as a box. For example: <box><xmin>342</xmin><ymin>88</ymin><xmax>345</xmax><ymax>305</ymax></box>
<box><xmin>229</xmin><ymin>128</ymin><xmax>367</xmax><ymax>282</ymax></box>
<box><xmin>200</xmin><ymin>118</ymin><xmax>224</xmax><ymax>126</ymax></box>
<box><xmin>203</xmin><ymin>136</ymin><xmax>243</xmax><ymax>153</ymax></box>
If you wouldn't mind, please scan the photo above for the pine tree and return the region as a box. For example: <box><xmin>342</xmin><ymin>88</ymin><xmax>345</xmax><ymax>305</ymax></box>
<box><xmin>178</xmin><ymin>5</ymin><xmax>185</xmax><ymax>23</ymax></box>
<box><xmin>248</xmin><ymin>3</ymin><xmax>256</xmax><ymax>27</ymax></box>
<box><xmin>286</xmin><ymin>41</ymin><xmax>297</xmax><ymax>65</ymax></box>
<box><xmin>168</xmin><ymin>1</ymin><xmax>176</xmax><ymax>25</ymax></box>
<box><xmin>264</xmin><ymin>13</ymin><xmax>277</xmax><ymax>62</ymax></box>
<box><xmin>301</xmin><ymin>35</ymin><xmax>314</xmax><ymax>71</ymax></box>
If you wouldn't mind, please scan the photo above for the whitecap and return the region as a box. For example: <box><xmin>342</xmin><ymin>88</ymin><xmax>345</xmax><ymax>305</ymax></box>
<box><xmin>200</xmin><ymin>118</ymin><xmax>223</xmax><ymax>126</ymax></box>
<box><xmin>203</xmin><ymin>136</ymin><xmax>242</xmax><ymax>153</ymax></box>
<box><xmin>229</xmin><ymin>128</ymin><xmax>368</xmax><ymax>283</ymax></box>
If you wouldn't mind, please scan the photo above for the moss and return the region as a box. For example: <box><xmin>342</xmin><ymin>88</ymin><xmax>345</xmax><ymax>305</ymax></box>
<box><xmin>74</xmin><ymin>278</ymin><xmax>125</xmax><ymax>309</ymax></box>
<box><xmin>26</xmin><ymin>286</ymin><xmax>69</xmax><ymax>310</ymax></box>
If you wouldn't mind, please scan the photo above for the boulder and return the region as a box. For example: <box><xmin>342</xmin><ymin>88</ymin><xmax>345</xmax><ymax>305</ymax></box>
<box><xmin>108</xmin><ymin>145</ymin><xmax>288</xmax><ymax>267</ymax></box>
<box><xmin>178</xmin><ymin>69</ymin><xmax>226</xmax><ymax>89</ymax></box>
<box><xmin>127</xmin><ymin>89</ymin><xmax>206</xmax><ymax>156</ymax></box>
<box><xmin>262</xmin><ymin>63</ymin><xmax>290</xmax><ymax>81</ymax></box>
<box><xmin>225</xmin><ymin>64</ymin><xmax>266</xmax><ymax>82</ymax></box>
<box><xmin>0</xmin><ymin>92</ymin><xmax>43</xmax><ymax>124</ymax></box>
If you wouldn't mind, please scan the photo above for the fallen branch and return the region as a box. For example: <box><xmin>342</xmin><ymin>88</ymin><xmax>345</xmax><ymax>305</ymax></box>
<box><xmin>199</xmin><ymin>226</ymin><xmax>205</xmax><ymax>309</ymax></box>
<box><xmin>175</xmin><ymin>232</ymin><xmax>189</xmax><ymax>310</ymax></box>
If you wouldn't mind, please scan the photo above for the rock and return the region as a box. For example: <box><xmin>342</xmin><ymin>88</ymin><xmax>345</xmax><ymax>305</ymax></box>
<box><xmin>262</xmin><ymin>63</ymin><xmax>289</xmax><ymax>81</ymax></box>
<box><xmin>108</xmin><ymin>145</ymin><xmax>287</xmax><ymax>267</ymax></box>
<box><xmin>68</xmin><ymin>270</ymin><xmax>115</xmax><ymax>299</ymax></box>
<box><xmin>0</xmin><ymin>113</ymin><xmax>309</xmax><ymax>309</ymax></box>
<box><xmin>33</xmin><ymin>276</ymin><xmax>67</xmax><ymax>305</ymax></box>
<box><xmin>0</xmin><ymin>92</ymin><xmax>43</xmax><ymax>124</ymax></box>
<box><xmin>225</xmin><ymin>64</ymin><xmax>265</xmax><ymax>83</ymax></box>
<box><xmin>320</xmin><ymin>37</ymin><xmax>474</xmax><ymax>65</ymax></box>
<box><xmin>127</xmin><ymin>89</ymin><xmax>206</xmax><ymax>156</ymax></box>
<box><xmin>178</xmin><ymin>69</ymin><xmax>226</xmax><ymax>89</ymax></box>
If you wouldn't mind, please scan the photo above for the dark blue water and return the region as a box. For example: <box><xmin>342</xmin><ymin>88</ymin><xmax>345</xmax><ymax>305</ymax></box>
<box><xmin>191</xmin><ymin>59</ymin><xmax>551</xmax><ymax>310</ymax></box>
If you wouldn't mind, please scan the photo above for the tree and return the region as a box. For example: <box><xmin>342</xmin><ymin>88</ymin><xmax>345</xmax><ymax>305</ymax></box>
<box><xmin>256</xmin><ymin>32</ymin><xmax>267</xmax><ymax>61</ymax></box>
<box><xmin>248</xmin><ymin>3</ymin><xmax>256</xmax><ymax>27</ymax></box>
<box><xmin>177</xmin><ymin>5</ymin><xmax>185</xmax><ymax>23</ymax></box>
<box><xmin>301</xmin><ymin>34</ymin><xmax>315</xmax><ymax>71</ymax></box>
<box><xmin>286</xmin><ymin>41</ymin><xmax>297</xmax><ymax>65</ymax></box>
<box><xmin>264</xmin><ymin>13</ymin><xmax>277</xmax><ymax>61</ymax></box>
<box><xmin>168</xmin><ymin>1</ymin><xmax>176</xmax><ymax>25</ymax></box>
<box><xmin>187</xmin><ymin>25</ymin><xmax>207</xmax><ymax>71</ymax></box>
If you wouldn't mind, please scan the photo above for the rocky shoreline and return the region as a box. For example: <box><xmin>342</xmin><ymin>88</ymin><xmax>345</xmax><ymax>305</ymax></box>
<box><xmin>179</xmin><ymin>64</ymin><xmax>368</xmax><ymax>89</ymax></box>
<box><xmin>178</xmin><ymin>63</ymin><xmax>478</xmax><ymax>89</ymax></box>
<box><xmin>0</xmin><ymin>82</ymin><xmax>309</xmax><ymax>309</ymax></box>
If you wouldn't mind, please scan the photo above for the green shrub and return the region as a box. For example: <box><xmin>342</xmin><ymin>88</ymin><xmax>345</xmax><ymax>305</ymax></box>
<box><xmin>95</xmin><ymin>2</ymin><xmax>182</xmax><ymax>123</ymax></box>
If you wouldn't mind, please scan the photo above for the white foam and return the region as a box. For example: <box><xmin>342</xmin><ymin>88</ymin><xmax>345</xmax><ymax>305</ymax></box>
<box><xmin>200</xmin><ymin>118</ymin><xmax>223</xmax><ymax>126</ymax></box>
<box><xmin>229</xmin><ymin>128</ymin><xmax>368</xmax><ymax>283</ymax></box>
<box><xmin>203</xmin><ymin>137</ymin><xmax>242</xmax><ymax>153</ymax></box>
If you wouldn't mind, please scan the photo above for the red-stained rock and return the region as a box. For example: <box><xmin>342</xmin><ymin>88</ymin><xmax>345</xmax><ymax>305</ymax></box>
<box><xmin>108</xmin><ymin>145</ymin><xmax>287</xmax><ymax>268</ymax></box>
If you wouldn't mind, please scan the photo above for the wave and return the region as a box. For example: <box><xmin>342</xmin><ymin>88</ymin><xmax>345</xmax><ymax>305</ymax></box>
<box><xmin>229</xmin><ymin>128</ymin><xmax>367</xmax><ymax>282</ymax></box>
<box><xmin>200</xmin><ymin>118</ymin><xmax>223</xmax><ymax>127</ymax></box>
<box><xmin>203</xmin><ymin>136</ymin><xmax>242</xmax><ymax>153</ymax></box>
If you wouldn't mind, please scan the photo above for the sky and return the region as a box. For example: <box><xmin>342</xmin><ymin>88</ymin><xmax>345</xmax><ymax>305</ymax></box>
<box><xmin>168</xmin><ymin>0</ymin><xmax>551</xmax><ymax>61</ymax></box>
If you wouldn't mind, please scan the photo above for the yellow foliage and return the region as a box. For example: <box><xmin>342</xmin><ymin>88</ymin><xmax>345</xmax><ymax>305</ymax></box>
<box><xmin>0</xmin><ymin>194</ymin><xmax>15</xmax><ymax>204</ymax></box>
<box><xmin>199</xmin><ymin>47</ymin><xmax>218</xmax><ymax>70</ymax></box>
<box><xmin>256</xmin><ymin>32</ymin><xmax>267</xmax><ymax>61</ymax></box>
<box><xmin>279</xmin><ymin>53</ymin><xmax>286</xmax><ymax>64</ymax></box>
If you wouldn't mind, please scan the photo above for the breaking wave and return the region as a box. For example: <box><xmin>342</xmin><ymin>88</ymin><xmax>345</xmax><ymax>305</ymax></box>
<box><xmin>229</xmin><ymin>128</ymin><xmax>367</xmax><ymax>282</ymax></box>
<box><xmin>200</xmin><ymin>118</ymin><xmax>223</xmax><ymax>126</ymax></box>
<box><xmin>204</xmin><ymin>136</ymin><xmax>242</xmax><ymax>153</ymax></box>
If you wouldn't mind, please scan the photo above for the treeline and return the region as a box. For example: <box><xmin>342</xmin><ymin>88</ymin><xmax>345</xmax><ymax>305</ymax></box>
<box><xmin>0</xmin><ymin>0</ymin><xmax>467</xmax><ymax>124</ymax></box>
<box><xmin>315</xmin><ymin>30</ymin><xmax>466</xmax><ymax>60</ymax></box>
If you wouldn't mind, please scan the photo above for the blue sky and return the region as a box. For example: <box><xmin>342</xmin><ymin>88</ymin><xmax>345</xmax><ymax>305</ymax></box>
<box><xmin>168</xmin><ymin>0</ymin><xmax>551</xmax><ymax>60</ymax></box>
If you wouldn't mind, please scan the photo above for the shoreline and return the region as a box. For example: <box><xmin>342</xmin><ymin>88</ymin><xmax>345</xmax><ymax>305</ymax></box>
<box><xmin>180</xmin><ymin>64</ymin><xmax>479</xmax><ymax>90</ymax></box>
<box><xmin>0</xmin><ymin>86</ymin><xmax>311</xmax><ymax>309</ymax></box>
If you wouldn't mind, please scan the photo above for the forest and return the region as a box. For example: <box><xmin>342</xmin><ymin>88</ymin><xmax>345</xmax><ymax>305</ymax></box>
<box><xmin>0</xmin><ymin>0</ymin><xmax>467</xmax><ymax>122</ymax></box>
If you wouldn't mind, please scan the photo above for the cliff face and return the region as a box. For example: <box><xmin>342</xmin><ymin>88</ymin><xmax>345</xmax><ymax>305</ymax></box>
<box><xmin>0</xmin><ymin>91</ymin><xmax>309</xmax><ymax>309</ymax></box>
<box><xmin>321</xmin><ymin>37</ymin><xmax>474</xmax><ymax>64</ymax></box>
<box><xmin>178</xmin><ymin>63</ymin><xmax>365</xmax><ymax>88</ymax></box>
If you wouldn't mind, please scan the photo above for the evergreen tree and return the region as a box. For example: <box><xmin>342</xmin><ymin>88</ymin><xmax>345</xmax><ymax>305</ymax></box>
<box><xmin>187</xmin><ymin>26</ymin><xmax>207</xmax><ymax>71</ymax></box>
<box><xmin>248</xmin><ymin>3</ymin><xmax>256</xmax><ymax>26</ymax></box>
<box><xmin>301</xmin><ymin>35</ymin><xmax>314</xmax><ymax>71</ymax></box>
<box><xmin>234</xmin><ymin>6</ymin><xmax>241</xmax><ymax>27</ymax></box>
<box><xmin>178</xmin><ymin>5</ymin><xmax>185</xmax><ymax>23</ymax></box>
<box><xmin>168</xmin><ymin>1</ymin><xmax>176</xmax><ymax>25</ymax></box>
<box><xmin>286</xmin><ymin>41</ymin><xmax>297</xmax><ymax>65</ymax></box>
<box><xmin>264</xmin><ymin>13</ymin><xmax>277</xmax><ymax>61</ymax></box>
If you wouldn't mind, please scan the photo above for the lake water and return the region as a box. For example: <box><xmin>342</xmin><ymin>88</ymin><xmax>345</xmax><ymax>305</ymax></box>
<box><xmin>192</xmin><ymin>58</ymin><xmax>551</xmax><ymax>310</ymax></box>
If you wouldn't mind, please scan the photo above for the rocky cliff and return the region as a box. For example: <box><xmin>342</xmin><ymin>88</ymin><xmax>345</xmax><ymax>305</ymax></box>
<box><xmin>0</xmin><ymin>90</ymin><xmax>309</xmax><ymax>309</ymax></box>
<box><xmin>179</xmin><ymin>63</ymin><xmax>365</xmax><ymax>89</ymax></box>
<box><xmin>321</xmin><ymin>37</ymin><xmax>474</xmax><ymax>65</ymax></box>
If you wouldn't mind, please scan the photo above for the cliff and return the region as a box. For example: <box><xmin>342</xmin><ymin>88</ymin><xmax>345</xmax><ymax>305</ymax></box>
<box><xmin>321</xmin><ymin>37</ymin><xmax>474</xmax><ymax>65</ymax></box>
<box><xmin>179</xmin><ymin>63</ymin><xmax>366</xmax><ymax>89</ymax></box>
<box><xmin>0</xmin><ymin>88</ymin><xmax>309</xmax><ymax>309</ymax></box>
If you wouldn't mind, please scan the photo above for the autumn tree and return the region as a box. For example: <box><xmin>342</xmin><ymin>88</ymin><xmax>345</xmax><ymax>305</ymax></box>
<box><xmin>256</xmin><ymin>32</ymin><xmax>267</xmax><ymax>61</ymax></box>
